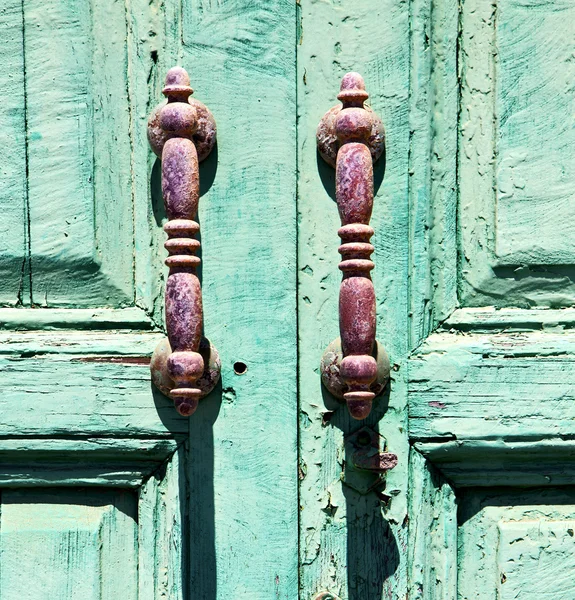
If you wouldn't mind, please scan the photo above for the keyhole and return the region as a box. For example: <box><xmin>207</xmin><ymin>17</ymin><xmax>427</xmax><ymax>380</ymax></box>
<box><xmin>233</xmin><ymin>361</ymin><xmax>248</xmax><ymax>375</ymax></box>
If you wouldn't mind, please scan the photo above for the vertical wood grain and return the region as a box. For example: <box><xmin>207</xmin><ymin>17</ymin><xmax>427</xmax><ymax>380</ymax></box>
<box><xmin>139</xmin><ymin>447</ymin><xmax>186</xmax><ymax>600</ymax></box>
<box><xmin>24</xmin><ymin>0</ymin><xmax>134</xmax><ymax>307</ymax></box>
<box><xmin>127</xmin><ymin>0</ymin><xmax>182</xmax><ymax>323</ymax></box>
<box><xmin>408</xmin><ymin>450</ymin><xmax>457</xmax><ymax>599</ymax></box>
<box><xmin>0</xmin><ymin>488</ymin><xmax>138</xmax><ymax>599</ymax></box>
<box><xmin>0</xmin><ymin>0</ymin><xmax>28</xmax><ymax>306</ymax></box>
<box><xmin>182</xmin><ymin>1</ymin><xmax>299</xmax><ymax>598</ymax></box>
<box><xmin>297</xmin><ymin>1</ymin><xmax>411</xmax><ymax>597</ymax></box>
<box><xmin>409</xmin><ymin>0</ymin><xmax>459</xmax><ymax>347</ymax></box>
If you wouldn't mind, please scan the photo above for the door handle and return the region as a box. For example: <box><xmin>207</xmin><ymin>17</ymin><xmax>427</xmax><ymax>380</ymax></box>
<box><xmin>148</xmin><ymin>67</ymin><xmax>220</xmax><ymax>416</ymax></box>
<box><xmin>317</xmin><ymin>73</ymin><xmax>390</xmax><ymax>420</ymax></box>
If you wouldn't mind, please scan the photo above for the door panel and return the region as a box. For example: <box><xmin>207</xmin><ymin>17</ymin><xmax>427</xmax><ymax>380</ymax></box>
<box><xmin>408</xmin><ymin>0</ymin><xmax>575</xmax><ymax>597</ymax></box>
<box><xmin>1</xmin><ymin>0</ymin><xmax>299</xmax><ymax>597</ymax></box>
<box><xmin>21</xmin><ymin>0</ymin><xmax>133</xmax><ymax>306</ymax></box>
<box><xmin>182</xmin><ymin>0</ymin><xmax>299</xmax><ymax>593</ymax></box>
<box><xmin>459</xmin><ymin>0</ymin><xmax>575</xmax><ymax>307</ymax></box>
<box><xmin>297</xmin><ymin>1</ymin><xmax>411</xmax><ymax>598</ymax></box>
<box><xmin>458</xmin><ymin>488</ymin><xmax>575</xmax><ymax>600</ymax></box>
<box><xmin>0</xmin><ymin>488</ymin><xmax>138</xmax><ymax>600</ymax></box>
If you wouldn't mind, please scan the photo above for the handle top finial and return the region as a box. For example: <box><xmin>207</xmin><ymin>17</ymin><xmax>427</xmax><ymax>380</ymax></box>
<box><xmin>337</xmin><ymin>72</ymin><xmax>369</xmax><ymax>106</ymax></box>
<box><xmin>163</xmin><ymin>66</ymin><xmax>193</xmax><ymax>101</ymax></box>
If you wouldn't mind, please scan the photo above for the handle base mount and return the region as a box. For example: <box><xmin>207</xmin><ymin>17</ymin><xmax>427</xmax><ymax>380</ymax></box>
<box><xmin>147</xmin><ymin>97</ymin><xmax>216</xmax><ymax>162</ymax></box>
<box><xmin>150</xmin><ymin>337</ymin><xmax>221</xmax><ymax>415</ymax></box>
<box><xmin>320</xmin><ymin>337</ymin><xmax>390</xmax><ymax>419</ymax></box>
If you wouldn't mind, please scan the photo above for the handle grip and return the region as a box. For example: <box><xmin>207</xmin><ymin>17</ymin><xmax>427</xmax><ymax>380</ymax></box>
<box><xmin>148</xmin><ymin>67</ymin><xmax>220</xmax><ymax>416</ymax></box>
<box><xmin>317</xmin><ymin>73</ymin><xmax>390</xmax><ymax>420</ymax></box>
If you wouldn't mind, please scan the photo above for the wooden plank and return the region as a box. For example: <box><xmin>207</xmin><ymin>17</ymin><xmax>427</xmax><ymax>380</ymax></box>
<box><xmin>181</xmin><ymin>2</ymin><xmax>299</xmax><ymax>598</ymax></box>
<box><xmin>417</xmin><ymin>440</ymin><xmax>575</xmax><ymax>488</ymax></box>
<box><xmin>0</xmin><ymin>488</ymin><xmax>138</xmax><ymax>600</ymax></box>
<box><xmin>408</xmin><ymin>449</ymin><xmax>457</xmax><ymax>600</ymax></box>
<box><xmin>0</xmin><ymin>355</ymin><xmax>187</xmax><ymax>437</ymax></box>
<box><xmin>0</xmin><ymin>307</ymin><xmax>154</xmax><ymax>331</ymax></box>
<box><xmin>297</xmin><ymin>0</ymin><xmax>412</xmax><ymax>597</ymax></box>
<box><xmin>0</xmin><ymin>438</ymin><xmax>178</xmax><ymax>487</ymax></box>
<box><xmin>0</xmin><ymin>0</ymin><xmax>28</xmax><ymax>306</ymax></box>
<box><xmin>139</xmin><ymin>445</ymin><xmax>186</xmax><ymax>600</ymax></box>
<box><xmin>444</xmin><ymin>307</ymin><xmax>575</xmax><ymax>332</ymax></box>
<box><xmin>409</xmin><ymin>0</ymin><xmax>459</xmax><ymax>347</ymax></box>
<box><xmin>0</xmin><ymin>330</ymin><xmax>162</xmax><ymax>355</ymax></box>
<box><xmin>409</xmin><ymin>330</ymin><xmax>575</xmax><ymax>442</ymax></box>
<box><xmin>24</xmin><ymin>0</ymin><xmax>134</xmax><ymax>307</ymax></box>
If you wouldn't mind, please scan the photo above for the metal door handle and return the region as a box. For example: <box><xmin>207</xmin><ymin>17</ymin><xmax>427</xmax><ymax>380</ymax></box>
<box><xmin>148</xmin><ymin>67</ymin><xmax>220</xmax><ymax>416</ymax></box>
<box><xmin>317</xmin><ymin>73</ymin><xmax>390</xmax><ymax>420</ymax></box>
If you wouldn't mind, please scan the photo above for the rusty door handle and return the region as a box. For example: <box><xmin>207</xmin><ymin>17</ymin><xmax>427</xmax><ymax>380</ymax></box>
<box><xmin>317</xmin><ymin>73</ymin><xmax>390</xmax><ymax>420</ymax></box>
<box><xmin>148</xmin><ymin>67</ymin><xmax>220</xmax><ymax>416</ymax></box>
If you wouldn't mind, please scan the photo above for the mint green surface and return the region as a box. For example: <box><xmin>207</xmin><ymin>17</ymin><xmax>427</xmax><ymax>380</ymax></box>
<box><xmin>0</xmin><ymin>0</ymin><xmax>573</xmax><ymax>597</ymax></box>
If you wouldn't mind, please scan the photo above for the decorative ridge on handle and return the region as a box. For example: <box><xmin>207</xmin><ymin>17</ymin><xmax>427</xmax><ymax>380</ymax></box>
<box><xmin>317</xmin><ymin>73</ymin><xmax>390</xmax><ymax>420</ymax></box>
<box><xmin>147</xmin><ymin>67</ymin><xmax>220</xmax><ymax>416</ymax></box>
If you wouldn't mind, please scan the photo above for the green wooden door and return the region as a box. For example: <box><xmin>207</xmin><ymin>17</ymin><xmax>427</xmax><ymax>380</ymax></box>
<box><xmin>0</xmin><ymin>0</ymin><xmax>298</xmax><ymax>596</ymax></box>
<box><xmin>1</xmin><ymin>0</ymin><xmax>573</xmax><ymax>598</ymax></box>
<box><xmin>408</xmin><ymin>1</ymin><xmax>575</xmax><ymax>598</ymax></box>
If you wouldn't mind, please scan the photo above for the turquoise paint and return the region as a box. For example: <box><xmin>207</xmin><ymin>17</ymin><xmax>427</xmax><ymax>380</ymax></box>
<box><xmin>0</xmin><ymin>0</ymin><xmax>574</xmax><ymax>597</ymax></box>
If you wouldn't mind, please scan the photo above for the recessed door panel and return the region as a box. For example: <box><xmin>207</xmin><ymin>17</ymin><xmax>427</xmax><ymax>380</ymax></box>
<box><xmin>0</xmin><ymin>488</ymin><xmax>138</xmax><ymax>600</ymax></box>
<box><xmin>459</xmin><ymin>0</ymin><xmax>575</xmax><ymax>307</ymax></box>
<box><xmin>458</xmin><ymin>488</ymin><xmax>575</xmax><ymax>600</ymax></box>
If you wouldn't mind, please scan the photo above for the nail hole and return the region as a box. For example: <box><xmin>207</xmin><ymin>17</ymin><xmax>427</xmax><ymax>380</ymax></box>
<box><xmin>233</xmin><ymin>361</ymin><xmax>248</xmax><ymax>375</ymax></box>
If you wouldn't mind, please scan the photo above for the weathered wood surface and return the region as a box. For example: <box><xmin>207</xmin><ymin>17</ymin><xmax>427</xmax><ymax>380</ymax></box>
<box><xmin>298</xmin><ymin>1</ymin><xmax>411</xmax><ymax>597</ymax></box>
<box><xmin>24</xmin><ymin>0</ymin><xmax>133</xmax><ymax>306</ymax></box>
<box><xmin>3</xmin><ymin>0</ymin><xmax>575</xmax><ymax>597</ymax></box>
<box><xmin>0</xmin><ymin>437</ymin><xmax>178</xmax><ymax>487</ymax></box>
<box><xmin>0</xmin><ymin>308</ymin><xmax>154</xmax><ymax>331</ymax></box>
<box><xmin>416</xmin><ymin>439</ymin><xmax>575</xmax><ymax>488</ymax></box>
<box><xmin>0</xmin><ymin>0</ymin><xmax>171</xmax><ymax>316</ymax></box>
<box><xmin>139</xmin><ymin>445</ymin><xmax>186</xmax><ymax>600</ymax></box>
<box><xmin>458</xmin><ymin>488</ymin><xmax>575</xmax><ymax>600</ymax></box>
<box><xmin>444</xmin><ymin>307</ymin><xmax>575</xmax><ymax>332</ymax></box>
<box><xmin>408</xmin><ymin>0</ymin><xmax>459</xmax><ymax>347</ymax></box>
<box><xmin>0</xmin><ymin>455</ymin><xmax>185</xmax><ymax>600</ymax></box>
<box><xmin>0</xmin><ymin>353</ymin><xmax>186</xmax><ymax>437</ymax></box>
<box><xmin>409</xmin><ymin>330</ymin><xmax>575</xmax><ymax>443</ymax></box>
<box><xmin>0</xmin><ymin>488</ymin><xmax>138</xmax><ymax>600</ymax></box>
<box><xmin>0</xmin><ymin>0</ymin><xmax>28</xmax><ymax>306</ymax></box>
<box><xmin>182</xmin><ymin>1</ymin><xmax>299</xmax><ymax>598</ymax></box>
<box><xmin>459</xmin><ymin>0</ymin><xmax>575</xmax><ymax>307</ymax></box>
<box><xmin>408</xmin><ymin>450</ymin><xmax>457</xmax><ymax>600</ymax></box>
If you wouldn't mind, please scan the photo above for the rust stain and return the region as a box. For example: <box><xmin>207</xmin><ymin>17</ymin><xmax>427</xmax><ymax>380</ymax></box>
<box><xmin>428</xmin><ymin>401</ymin><xmax>447</xmax><ymax>409</ymax></box>
<box><xmin>75</xmin><ymin>356</ymin><xmax>151</xmax><ymax>365</ymax></box>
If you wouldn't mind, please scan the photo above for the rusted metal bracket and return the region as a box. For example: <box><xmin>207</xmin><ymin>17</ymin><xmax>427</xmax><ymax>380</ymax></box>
<box><xmin>342</xmin><ymin>426</ymin><xmax>397</xmax><ymax>495</ymax></box>
<box><xmin>147</xmin><ymin>67</ymin><xmax>220</xmax><ymax>416</ymax></box>
<box><xmin>317</xmin><ymin>73</ymin><xmax>390</xmax><ymax>420</ymax></box>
